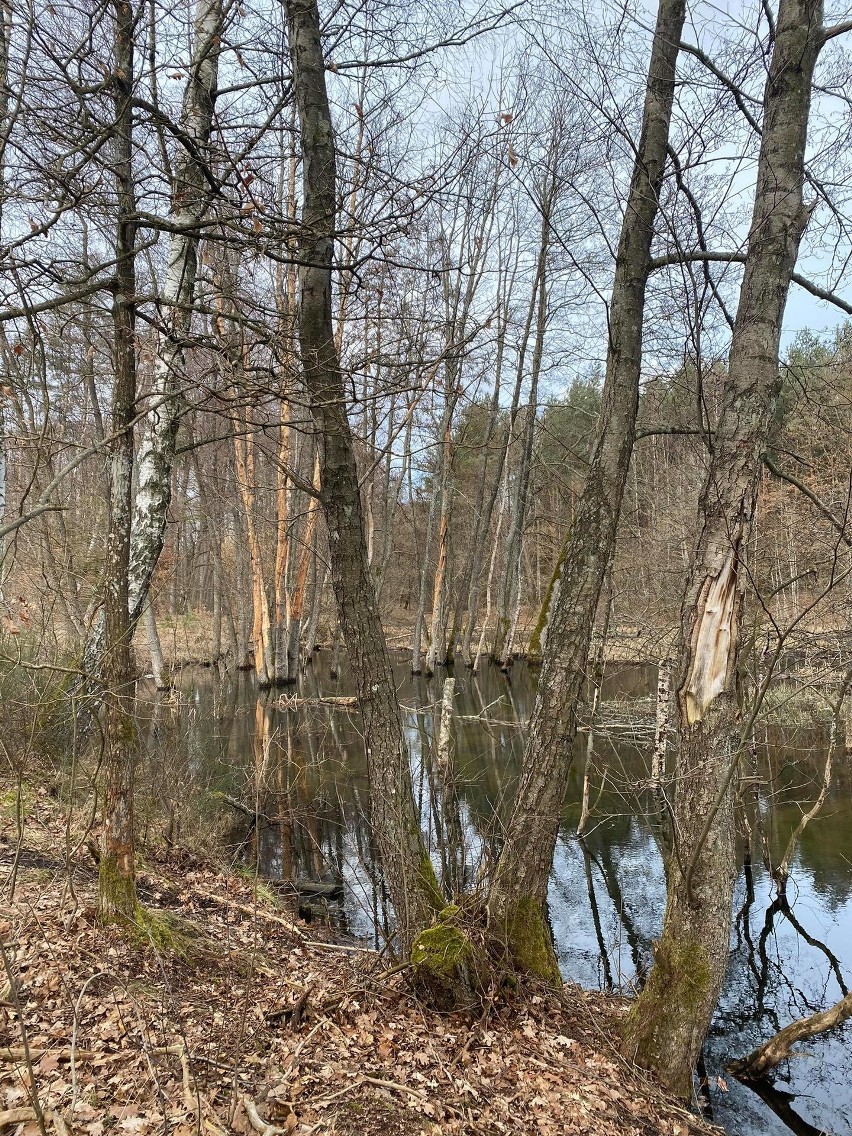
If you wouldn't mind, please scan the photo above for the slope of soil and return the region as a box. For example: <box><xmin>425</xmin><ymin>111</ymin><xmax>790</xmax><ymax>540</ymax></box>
<box><xmin>0</xmin><ymin>790</ymin><xmax>720</xmax><ymax>1136</ymax></box>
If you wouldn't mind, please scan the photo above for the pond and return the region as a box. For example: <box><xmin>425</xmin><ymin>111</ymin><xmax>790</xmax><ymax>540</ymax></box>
<box><xmin>136</xmin><ymin>655</ymin><xmax>852</xmax><ymax>1136</ymax></box>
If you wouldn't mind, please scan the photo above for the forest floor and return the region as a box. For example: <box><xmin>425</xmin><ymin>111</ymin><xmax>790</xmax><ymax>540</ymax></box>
<box><xmin>0</xmin><ymin>786</ymin><xmax>723</xmax><ymax>1136</ymax></box>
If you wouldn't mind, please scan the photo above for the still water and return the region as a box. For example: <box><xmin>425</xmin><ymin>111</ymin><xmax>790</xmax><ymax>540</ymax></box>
<box><xmin>138</xmin><ymin>656</ymin><xmax>852</xmax><ymax>1136</ymax></box>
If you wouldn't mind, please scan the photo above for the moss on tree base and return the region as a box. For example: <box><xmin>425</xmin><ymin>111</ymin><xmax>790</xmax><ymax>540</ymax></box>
<box><xmin>98</xmin><ymin>855</ymin><xmax>137</xmax><ymax>925</ymax></box>
<box><xmin>620</xmin><ymin>932</ymin><xmax>712</xmax><ymax>1100</ymax></box>
<box><xmin>410</xmin><ymin>905</ymin><xmax>486</xmax><ymax>1010</ymax></box>
<box><xmin>503</xmin><ymin>896</ymin><xmax>562</xmax><ymax>984</ymax></box>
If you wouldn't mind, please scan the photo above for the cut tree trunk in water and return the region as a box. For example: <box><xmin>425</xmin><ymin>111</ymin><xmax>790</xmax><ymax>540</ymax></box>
<box><xmin>485</xmin><ymin>0</ymin><xmax>687</xmax><ymax>977</ymax></box>
<box><xmin>622</xmin><ymin>0</ymin><xmax>825</xmax><ymax>1098</ymax></box>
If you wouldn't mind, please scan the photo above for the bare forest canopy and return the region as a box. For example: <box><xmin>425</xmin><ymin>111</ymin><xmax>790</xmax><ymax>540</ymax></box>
<box><xmin>2</xmin><ymin>0</ymin><xmax>852</xmax><ymax>1122</ymax></box>
<box><xmin>1</xmin><ymin>0</ymin><xmax>852</xmax><ymax>673</ymax></box>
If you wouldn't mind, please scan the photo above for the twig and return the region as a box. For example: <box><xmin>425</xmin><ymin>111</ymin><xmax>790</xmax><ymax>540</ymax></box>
<box><xmin>242</xmin><ymin>1096</ymin><xmax>288</xmax><ymax>1135</ymax></box>
<box><xmin>71</xmin><ymin>971</ymin><xmax>107</xmax><ymax>1108</ymax></box>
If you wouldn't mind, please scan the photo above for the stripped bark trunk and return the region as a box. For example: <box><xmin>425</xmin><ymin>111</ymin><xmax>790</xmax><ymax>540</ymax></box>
<box><xmin>492</xmin><ymin>201</ymin><xmax>550</xmax><ymax>667</ymax></box>
<box><xmin>284</xmin><ymin>0</ymin><xmax>443</xmax><ymax>954</ymax></box>
<box><xmin>99</xmin><ymin>0</ymin><xmax>138</xmax><ymax>924</ymax></box>
<box><xmin>435</xmin><ymin>677</ymin><xmax>463</xmax><ymax>895</ymax></box>
<box><xmin>411</xmin><ymin>397</ymin><xmax>451</xmax><ymax>674</ymax></box>
<box><xmin>273</xmin><ymin>402</ymin><xmax>293</xmax><ymax>684</ymax></box>
<box><xmin>425</xmin><ymin>414</ymin><xmax>452</xmax><ymax>675</ymax></box>
<box><xmin>232</xmin><ymin>416</ymin><xmax>274</xmax><ymax>686</ymax></box>
<box><xmin>454</xmin><ymin>297</ymin><xmax>509</xmax><ymax>666</ymax></box>
<box><xmin>287</xmin><ymin>451</ymin><xmax>321</xmax><ymax>674</ymax></box>
<box><xmin>622</xmin><ymin>0</ymin><xmax>824</xmax><ymax>1097</ymax></box>
<box><xmin>143</xmin><ymin>601</ymin><xmax>169</xmax><ymax>690</ymax></box>
<box><xmin>472</xmin><ymin>461</ymin><xmax>508</xmax><ymax>674</ymax></box>
<box><xmin>485</xmin><ymin>0</ymin><xmax>687</xmax><ymax>978</ymax></box>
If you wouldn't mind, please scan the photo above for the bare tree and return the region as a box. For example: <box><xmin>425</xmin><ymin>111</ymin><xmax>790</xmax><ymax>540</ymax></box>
<box><xmin>622</xmin><ymin>0</ymin><xmax>830</xmax><ymax>1097</ymax></box>
<box><xmin>284</xmin><ymin>0</ymin><xmax>444</xmax><ymax>953</ymax></box>
<box><xmin>486</xmin><ymin>0</ymin><xmax>687</xmax><ymax>977</ymax></box>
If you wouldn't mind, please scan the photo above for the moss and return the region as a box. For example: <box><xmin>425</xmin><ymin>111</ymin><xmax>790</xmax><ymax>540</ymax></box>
<box><xmin>132</xmin><ymin>907</ymin><xmax>209</xmax><ymax>964</ymax></box>
<box><xmin>0</xmin><ymin>783</ymin><xmax>31</xmax><ymax>817</ymax></box>
<box><xmin>410</xmin><ymin>905</ymin><xmax>485</xmax><ymax>1010</ymax></box>
<box><xmin>504</xmin><ymin>896</ymin><xmax>562</xmax><ymax>984</ymax></box>
<box><xmin>411</xmin><ymin>906</ymin><xmax>469</xmax><ymax>975</ymax></box>
<box><xmin>98</xmin><ymin>855</ymin><xmax>138</xmax><ymax>925</ymax></box>
<box><xmin>621</xmin><ymin>932</ymin><xmax>712</xmax><ymax>1099</ymax></box>
<box><xmin>528</xmin><ymin>539</ymin><xmax>569</xmax><ymax>665</ymax></box>
<box><xmin>417</xmin><ymin>851</ymin><xmax>447</xmax><ymax>914</ymax></box>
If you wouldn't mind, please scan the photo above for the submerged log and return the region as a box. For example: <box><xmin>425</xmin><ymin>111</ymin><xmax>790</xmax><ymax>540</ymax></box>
<box><xmin>277</xmin><ymin>878</ymin><xmax>345</xmax><ymax>901</ymax></box>
<box><xmin>729</xmin><ymin>992</ymin><xmax>852</xmax><ymax>1080</ymax></box>
<box><xmin>278</xmin><ymin>694</ymin><xmax>359</xmax><ymax>710</ymax></box>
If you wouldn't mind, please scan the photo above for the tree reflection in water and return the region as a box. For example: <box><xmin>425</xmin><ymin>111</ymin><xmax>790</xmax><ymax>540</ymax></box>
<box><xmin>135</xmin><ymin>658</ymin><xmax>852</xmax><ymax>1136</ymax></box>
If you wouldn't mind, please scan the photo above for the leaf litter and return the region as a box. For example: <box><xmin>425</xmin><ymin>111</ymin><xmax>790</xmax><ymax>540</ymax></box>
<box><xmin>0</xmin><ymin>794</ymin><xmax>722</xmax><ymax>1136</ymax></box>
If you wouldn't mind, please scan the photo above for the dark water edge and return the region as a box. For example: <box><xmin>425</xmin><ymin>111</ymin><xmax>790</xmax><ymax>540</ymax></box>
<box><xmin>135</xmin><ymin>655</ymin><xmax>852</xmax><ymax>1136</ymax></box>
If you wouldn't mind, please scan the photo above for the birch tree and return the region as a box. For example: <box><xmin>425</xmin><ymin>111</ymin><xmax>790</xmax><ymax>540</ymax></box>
<box><xmin>82</xmin><ymin>0</ymin><xmax>222</xmax><ymax>678</ymax></box>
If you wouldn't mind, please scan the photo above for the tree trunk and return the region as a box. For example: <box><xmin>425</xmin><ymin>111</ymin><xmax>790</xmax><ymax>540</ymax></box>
<box><xmin>622</xmin><ymin>0</ymin><xmax>824</xmax><ymax>1097</ymax></box>
<box><xmin>82</xmin><ymin>0</ymin><xmax>221</xmax><ymax>676</ymax></box>
<box><xmin>99</xmin><ymin>0</ymin><xmax>138</xmax><ymax>924</ymax></box>
<box><xmin>143</xmin><ymin>600</ymin><xmax>169</xmax><ymax>690</ymax></box>
<box><xmin>233</xmin><ymin>418</ymin><xmax>274</xmax><ymax>686</ymax></box>
<box><xmin>286</xmin><ymin>451</ymin><xmax>321</xmax><ymax>675</ymax></box>
<box><xmin>284</xmin><ymin>0</ymin><xmax>443</xmax><ymax>955</ymax></box>
<box><xmin>126</xmin><ymin>0</ymin><xmax>220</xmax><ymax>623</ymax></box>
<box><xmin>492</xmin><ymin>205</ymin><xmax>549</xmax><ymax>667</ymax></box>
<box><xmin>485</xmin><ymin>0</ymin><xmax>687</xmax><ymax>977</ymax></box>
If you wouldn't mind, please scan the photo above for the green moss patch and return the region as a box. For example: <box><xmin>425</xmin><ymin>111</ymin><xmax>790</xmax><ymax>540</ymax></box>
<box><xmin>410</xmin><ymin>905</ymin><xmax>486</xmax><ymax>1010</ymax></box>
<box><xmin>504</xmin><ymin>897</ymin><xmax>562</xmax><ymax>984</ymax></box>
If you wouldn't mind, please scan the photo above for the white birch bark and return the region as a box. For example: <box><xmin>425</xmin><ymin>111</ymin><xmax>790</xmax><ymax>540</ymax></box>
<box><xmin>87</xmin><ymin>0</ymin><xmax>220</xmax><ymax>675</ymax></box>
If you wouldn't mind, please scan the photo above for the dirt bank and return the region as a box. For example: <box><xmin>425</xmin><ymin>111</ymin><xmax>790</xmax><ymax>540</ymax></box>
<box><xmin>0</xmin><ymin>789</ymin><xmax>721</xmax><ymax>1136</ymax></box>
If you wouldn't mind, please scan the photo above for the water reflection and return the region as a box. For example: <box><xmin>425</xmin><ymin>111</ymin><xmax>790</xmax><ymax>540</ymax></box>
<box><xmin>135</xmin><ymin>656</ymin><xmax>852</xmax><ymax>1136</ymax></box>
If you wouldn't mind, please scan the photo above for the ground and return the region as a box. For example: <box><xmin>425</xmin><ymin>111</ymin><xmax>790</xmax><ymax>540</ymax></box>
<box><xmin>0</xmin><ymin>788</ymin><xmax>722</xmax><ymax>1136</ymax></box>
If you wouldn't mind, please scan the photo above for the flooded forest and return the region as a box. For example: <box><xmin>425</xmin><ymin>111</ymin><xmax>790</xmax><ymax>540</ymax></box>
<box><xmin>2</xmin><ymin>0</ymin><xmax>852</xmax><ymax>1133</ymax></box>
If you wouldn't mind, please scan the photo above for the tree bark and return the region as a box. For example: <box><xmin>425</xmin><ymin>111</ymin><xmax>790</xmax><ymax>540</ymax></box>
<box><xmin>485</xmin><ymin>0</ymin><xmax>687</xmax><ymax>978</ymax></box>
<box><xmin>622</xmin><ymin>0</ymin><xmax>824</xmax><ymax>1098</ymax></box>
<box><xmin>284</xmin><ymin>0</ymin><xmax>443</xmax><ymax>954</ymax></box>
<box><xmin>99</xmin><ymin>0</ymin><xmax>138</xmax><ymax>924</ymax></box>
<box><xmin>82</xmin><ymin>0</ymin><xmax>221</xmax><ymax>677</ymax></box>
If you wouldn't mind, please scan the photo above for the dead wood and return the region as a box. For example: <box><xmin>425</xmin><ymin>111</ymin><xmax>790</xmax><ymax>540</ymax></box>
<box><xmin>729</xmin><ymin>991</ymin><xmax>852</xmax><ymax>1079</ymax></box>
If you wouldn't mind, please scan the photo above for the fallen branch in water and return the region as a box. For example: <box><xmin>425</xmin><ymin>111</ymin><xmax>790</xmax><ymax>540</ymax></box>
<box><xmin>729</xmin><ymin>991</ymin><xmax>852</xmax><ymax>1079</ymax></box>
<box><xmin>278</xmin><ymin>695</ymin><xmax>359</xmax><ymax>710</ymax></box>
